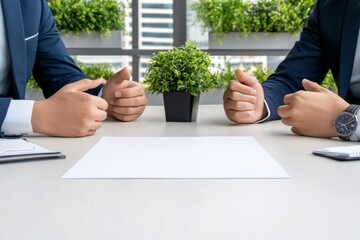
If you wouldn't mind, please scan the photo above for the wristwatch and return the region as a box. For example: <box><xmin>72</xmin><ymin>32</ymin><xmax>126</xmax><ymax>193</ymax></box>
<box><xmin>335</xmin><ymin>104</ymin><xmax>360</xmax><ymax>141</ymax></box>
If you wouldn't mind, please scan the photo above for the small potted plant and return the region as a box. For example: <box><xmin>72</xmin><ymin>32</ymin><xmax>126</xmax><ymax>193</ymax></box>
<box><xmin>144</xmin><ymin>41</ymin><xmax>219</xmax><ymax>122</ymax></box>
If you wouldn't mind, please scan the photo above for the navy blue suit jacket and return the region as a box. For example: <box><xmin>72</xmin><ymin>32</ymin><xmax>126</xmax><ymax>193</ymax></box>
<box><xmin>263</xmin><ymin>0</ymin><xmax>360</xmax><ymax>121</ymax></box>
<box><xmin>0</xmin><ymin>0</ymin><xmax>101</xmax><ymax>133</ymax></box>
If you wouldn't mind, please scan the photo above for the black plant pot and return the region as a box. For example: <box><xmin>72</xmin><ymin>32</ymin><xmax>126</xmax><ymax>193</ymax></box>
<box><xmin>163</xmin><ymin>92</ymin><xmax>200</xmax><ymax>122</ymax></box>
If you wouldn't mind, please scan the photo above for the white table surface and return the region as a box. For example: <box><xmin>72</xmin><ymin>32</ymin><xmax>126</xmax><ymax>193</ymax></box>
<box><xmin>1</xmin><ymin>105</ymin><xmax>360</xmax><ymax>240</ymax></box>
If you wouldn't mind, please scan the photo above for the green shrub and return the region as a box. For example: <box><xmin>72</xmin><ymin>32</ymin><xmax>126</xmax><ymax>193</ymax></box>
<box><xmin>217</xmin><ymin>62</ymin><xmax>236</xmax><ymax>89</ymax></box>
<box><xmin>216</xmin><ymin>62</ymin><xmax>337</xmax><ymax>92</ymax></box>
<box><xmin>26</xmin><ymin>62</ymin><xmax>115</xmax><ymax>91</ymax></box>
<box><xmin>143</xmin><ymin>41</ymin><xmax>220</xmax><ymax>96</ymax></box>
<box><xmin>191</xmin><ymin>0</ymin><xmax>316</xmax><ymax>43</ymax></box>
<box><xmin>322</xmin><ymin>71</ymin><xmax>338</xmax><ymax>93</ymax></box>
<box><xmin>216</xmin><ymin>63</ymin><xmax>275</xmax><ymax>89</ymax></box>
<box><xmin>48</xmin><ymin>0</ymin><xmax>126</xmax><ymax>36</ymax></box>
<box><xmin>251</xmin><ymin>65</ymin><xmax>276</xmax><ymax>83</ymax></box>
<box><xmin>76</xmin><ymin>62</ymin><xmax>115</xmax><ymax>80</ymax></box>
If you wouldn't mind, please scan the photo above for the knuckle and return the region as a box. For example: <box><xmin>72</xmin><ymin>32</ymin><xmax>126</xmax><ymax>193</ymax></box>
<box><xmin>234</xmin><ymin>101</ymin><xmax>242</xmax><ymax>110</ymax></box>
<box><xmin>81</xmin><ymin>109</ymin><xmax>95</xmax><ymax>122</ymax></box>
<box><xmin>294</xmin><ymin>91</ymin><xmax>305</xmax><ymax>99</ymax></box>
<box><xmin>100</xmin><ymin>98</ymin><xmax>108</xmax><ymax>107</ymax></box>
<box><xmin>291</xmin><ymin>95</ymin><xmax>301</xmax><ymax>104</ymax></box>
<box><xmin>229</xmin><ymin>91</ymin><xmax>238</xmax><ymax>100</ymax></box>
<box><xmin>238</xmin><ymin>111</ymin><xmax>251</xmax><ymax>120</ymax></box>
<box><xmin>280</xmin><ymin>117</ymin><xmax>287</xmax><ymax>124</ymax></box>
<box><xmin>102</xmin><ymin>112</ymin><xmax>108</xmax><ymax>121</ymax></box>
<box><xmin>121</xmin><ymin>107</ymin><xmax>131</xmax><ymax>115</ymax></box>
<box><xmin>104</xmin><ymin>101</ymin><xmax>109</xmax><ymax>110</ymax></box>
<box><xmin>116</xmin><ymin>114</ymin><xmax>128</xmax><ymax>121</ymax></box>
<box><xmin>234</xmin><ymin>101</ymin><xmax>244</xmax><ymax>110</ymax></box>
<box><xmin>79</xmin><ymin>94</ymin><xmax>93</xmax><ymax>104</ymax></box>
<box><xmin>138</xmin><ymin>86</ymin><xmax>145</xmax><ymax>95</ymax></box>
<box><xmin>291</xmin><ymin>108</ymin><xmax>301</xmax><ymax>118</ymax></box>
<box><xmin>135</xmin><ymin>98</ymin><xmax>143</xmax><ymax>106</ymax></box>
<box><xmin>77</xmin><ymin>127</ymin><xmax>89</xmax><ymax>137</ymax></box>
<box><xmin>84</xmin><ymin>79</ymin><xmax>93</xmax><ymax>85</ymax></box>
<box><xmin>228</xmin><ymin>81</ymin><xmax>239</xmax><ymax>91</ymax></box>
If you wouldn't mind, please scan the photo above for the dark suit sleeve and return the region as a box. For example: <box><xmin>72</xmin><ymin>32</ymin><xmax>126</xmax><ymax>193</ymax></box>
<box><xmin>32</xmin><ymin>0</ymin><xmax>102</xmax><ymax>98</ymax></box>
<box><xmin>262</xmin><ymin>0</ymin><xmax>329</xmax><ymax>121</ymax></box>
<box><xmin>0</xmin><ymin>98</ymin><xmax>11</xmax><ymax>136</ymax></box>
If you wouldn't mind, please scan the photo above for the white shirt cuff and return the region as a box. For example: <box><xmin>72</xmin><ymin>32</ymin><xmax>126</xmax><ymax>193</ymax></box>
<box><xmin>254</xmin><ymin>99</ymin><xmax>271</xmax><ymax>124</ymax></box>
<box><xmin>2</xmin><ymin>100</ymin><xmax>34</xmax><ymax>136</ymax></box>
<box><xmin>98</xmin><ymin>86</ymin><xmax>103</xmax><ymax>97</ymax></box>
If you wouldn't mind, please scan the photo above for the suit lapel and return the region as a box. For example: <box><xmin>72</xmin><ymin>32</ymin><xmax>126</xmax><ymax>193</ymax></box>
<box><xmin>1</xmin><ymin>0</ymin><xmax>26</xmax><ymax>99</ymax></box>
<box><xmin>339</xmin><ymin>0</ymin><xmax>360</xmax><ymax>98</ymax></box>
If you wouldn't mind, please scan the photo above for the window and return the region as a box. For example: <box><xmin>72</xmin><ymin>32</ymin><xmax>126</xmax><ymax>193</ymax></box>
<box><xmin>67</xmin><ymin>0</ymin><xmax>286</xmax><ymax>105</ymax></box>
<box><xmin>142</xmin><ymin>23</ymin><xmax>173</xmax><ymax>28</ymax></box>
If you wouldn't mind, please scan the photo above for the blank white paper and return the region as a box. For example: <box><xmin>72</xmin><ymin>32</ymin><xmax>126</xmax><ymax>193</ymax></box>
<box><xmin>62</xmin><ymin>136</ymin><xmax>289</xmax><ymax>179</ymax></box>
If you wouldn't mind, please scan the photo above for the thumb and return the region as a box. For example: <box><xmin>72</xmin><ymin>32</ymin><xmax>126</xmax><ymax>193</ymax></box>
<box><xmin>302</xmin><ymin>79</ymin><xmax>327</xmax><ymax>92</ymax></box>
<box><xmin>235</xmin><ymin>69</ymin><xmax>258</xmax><ymax>86</ymax></box>
<box><xmin>109</xmin><ymin>67</ymin><xmax>131</xmax><ymax>84</ymax></box>
<box><xmin>66</xmin><ymin>78</ymin><xmax>106</xmax><ymax>92</ymax></box>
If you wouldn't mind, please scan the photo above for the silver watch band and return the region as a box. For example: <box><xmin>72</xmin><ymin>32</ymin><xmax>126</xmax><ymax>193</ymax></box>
<box><xmin>345</xmin><ymin>104</ymin><xmax>360</xmax><ymax>115</ymax></box>
<box><xmin>346</xmin><ymin>105</ymin><xmax>360</xmax><ymax>141</ymax></box>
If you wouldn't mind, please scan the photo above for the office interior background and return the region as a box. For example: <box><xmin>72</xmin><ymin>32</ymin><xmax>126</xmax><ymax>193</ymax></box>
<box><xmin>75</xmin><ymin>0</ymin><xmax>282</xmax><ymax>72</ymax></box>
<box><xmin>28</xmin><ymin>0</ymin><xmax>287</xmax><ymax>104</ymax></box>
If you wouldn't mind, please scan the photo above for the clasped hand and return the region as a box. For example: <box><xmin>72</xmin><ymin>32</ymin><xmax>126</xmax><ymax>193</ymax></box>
<box><xmin>277</xmin><ymin>79</ymin><xmax>348</xmax><ymax>138</ymax></box>
<box><xmin>32</xmin><ymin>67</ymin><xmax>147</xmax><ymax>137</ymax></box>
<box><xmin>223</xmin><ymin>69</ymin><xmax>349</xmax><ymax>138</ymax></box>
<box><xmin>102</xmin><ymin>67</ymin><xmax>147</xmax><ymax>122</ymax></box>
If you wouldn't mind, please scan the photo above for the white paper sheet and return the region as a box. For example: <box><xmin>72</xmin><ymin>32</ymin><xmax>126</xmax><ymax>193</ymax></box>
<box><xmin>63</xmin><ymin>136</ymin><xmax>289</xmax><ymax>179</ymax></box>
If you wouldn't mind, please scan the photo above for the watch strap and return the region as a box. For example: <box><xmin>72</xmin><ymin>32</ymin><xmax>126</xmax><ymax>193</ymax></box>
<box><xmin>345</xmin><ymin>104</ymin><xmax>360</xmax><ymax>115</ymax></box>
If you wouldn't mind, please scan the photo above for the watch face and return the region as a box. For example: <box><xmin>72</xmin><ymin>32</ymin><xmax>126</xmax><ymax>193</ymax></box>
<box><xmin>335</xmin><ymin>112</ymin><xmax>358</xmax><ymax>137</ymax></box>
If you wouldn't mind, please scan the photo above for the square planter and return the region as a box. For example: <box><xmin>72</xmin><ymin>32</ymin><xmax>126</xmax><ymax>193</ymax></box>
<box><xmin>60</xmin><ymin>30</ymin><xmax>123</xmax><ymax>49</ymax></box>
<box><xmin>163</xmin><ymin>92</ymin><xmax>200</xmax><ymax>122</ymax></box>
<box><xmin>209</xmin><ymin>32</ymin><xmax>300</xmax><ymax>51</ymax></box>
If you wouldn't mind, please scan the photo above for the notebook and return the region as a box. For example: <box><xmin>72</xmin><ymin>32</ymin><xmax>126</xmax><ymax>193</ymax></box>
<box><xmin>312</xmin><ymin>145</ymin><xmax>360</xmax><ymax>161</ymax></box>
<box><xmin>0</xmin><ymin>138</ymin><xmax>65</xmax><ymax>164</ymax></box>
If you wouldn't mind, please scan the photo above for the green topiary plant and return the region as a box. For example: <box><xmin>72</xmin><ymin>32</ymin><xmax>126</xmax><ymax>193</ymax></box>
<box><xmin>144</xmin><ymin>41</ymin><xmax>220</xmax><ymax>96</ymax></box>
<box><xmin>26</xmin><ymin>62</ymin><xmax>115</xmax><ymax>91</ymax></box>
<box><xmin>191</xmin><ymin>0</ymin><xmax>316</xmax><ymax>43</ymax></box>
<box><xmin>48</xmin><ymin>0</ymin><xmax>126</xmax><ymax>36</ymax></box>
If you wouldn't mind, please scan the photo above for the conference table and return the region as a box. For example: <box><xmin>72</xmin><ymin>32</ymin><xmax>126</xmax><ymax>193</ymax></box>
<box><xmin>1</xmin><ymin>105</ymin><xmax>360</xmax><ymax>239</ymax></box>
